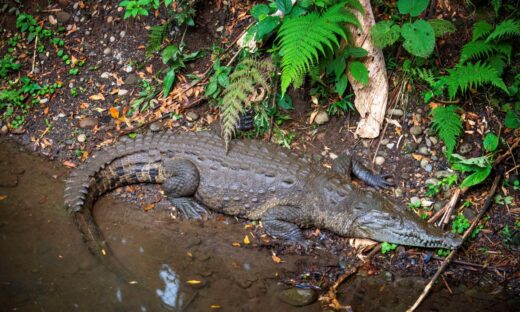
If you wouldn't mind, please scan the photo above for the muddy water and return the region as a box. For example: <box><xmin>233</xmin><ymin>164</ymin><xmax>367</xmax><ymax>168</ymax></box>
<box><xmin>0</xmin><ymin>138</ymin><xmax>517</xmax><ymax>311</ymax></box>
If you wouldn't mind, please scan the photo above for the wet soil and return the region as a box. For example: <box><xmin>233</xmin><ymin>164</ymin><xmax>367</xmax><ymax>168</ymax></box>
<box><xmin>1</xmin><ymin>138</ymin><xmax>518</xmax><ymax>311</ymax></box>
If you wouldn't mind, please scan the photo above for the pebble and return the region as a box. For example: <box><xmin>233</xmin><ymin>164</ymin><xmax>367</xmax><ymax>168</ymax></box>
<box><xmin>436</xmin><ymin>170</ymin><xmax>458</xmax><ymax>179</ymax></box>
<box><xmin>387</xmin><ymin>108</ymin><xmax>404</xmax><ymax>117</ymax></box>
<box><xmin>458</xmin><ymin>143</ymin><xmax>472</xmax><ymax>155</ymax></box>
<box><xmin>186</xmin><ymin>111</ymin><xmax>199</xmax><ymax>122</ymax></box>
<box><xmin>77</xmin><ymin>134</ymin><xmax>86</xmax><ymax>143</ymax></box>
<box><xmin>78</xmin><ymin>117</ymin><xmax>98</xmax><ymax>129</ymax></box>
<box><xmin>73</xmin><ymin>2</ymin><xmax>79</xmax><ymax>9</ymax></box>
<box><xmin>463</xmin><ymin>208</ymin><xmax>476</xmax><ymax>220</ymax></box>
<box><xmin>383</xmin><ymin>271</ymin><xmax>393</xmax><ymax>282</ymax></box>
<box><xmin>380</xmin><ymin>138</ymin><xmax>389</xmax><ymax>145</ymax></box>
<box><xmin>0</xmin><ymin>125</ymin><xmax>8</xmax><ymax>135</ymax></box>
<box><xmin>433</xmin><ymin>201</ymin><xmax>446</xmax><ymax>212</ymax></box>
<box><xmin>425</xmin><ymin>178</ymin><xmax>440</xmax><ymax>186</ymax></box>
<box><xmin>314</xmin><ymin>111</ymin><xmax>329</xmax><ymax>125</ymax></box>
<box><xmin>120</xmin><ymin>30</ymin><xmax>126</xmax><ymax>38</ymax></box>
<box><xmin>420</xmin><ymin>159</ymin><xmax>430</xmax><ymax>169</ymax></box>
<box><xmin>278</xmin><ymin>288</ymin><xmax>318</xmax><ymax>307</ymax></box>
<box><xmin>430</xmin><ymin>136</ymin><xmax>438</xmax><ymax>145</ymax></box>
<box><xmin>402</xmin><ymin>141</ymin><xmax>417</xmax><ymax>154</ymax></box>
<box><xmin>375</xmin><ymin>156</ymin><xmax>385</xmax><ymax>166</ymax></box>
<box><xmin>394</xmin><ymin>188</ymin><xmax>404</xmax><ymax>198</ymax></box>
<box><xmin>56</xmin><ymin>11</ymin><xmax>71</xmax><ymax>23</ymax></box>
<box><xmin>410</xmin><ymin>125</ymin><xmax>423</xmax><ymax>136</ymax></box>
<box><xmin>216</xmin><ymin>26</ymin><xmax>224</xmax><ymax>32</ymax></box>
<box><xmin>118</xmin><ymin>89</ymin><xmax>129</xmax><ymax>96</ymax></box>
<box><xmin>424</xmin><ymin>163</ymin><xmax>433</xmax><ymax>172</ymax></box>
<box><xmin>124</xmin><ymin>65</ymin><xmax>133</xmax><ymax>73</ymax></box>
<box><xmin>417</xmin><ymin>146</ymin><xmax>429</xmax><ymax>155</ymax></box>
<box><xmin>410</xmin><ymin>196</ymin><xmax>421</xmax><ymax>206</ymax></box>
<box><xmin>150</xmin><ymin>121</ymin><xmax>163</xmax><ymax>132</ymax></box>
<box><xmin>103</xmin><ymin>47</ymin><xmax>111</xmax><ymax>55</ymax></box>
<box><xmin>386</xmin><ymin>143</ymin><xmax>395</xmax><ymax>149</ymax></box>
<box><xmin>124</xmin><ymin>74</ymin><xmax>138</xmax><ymax>85</ymax></box>
<box><xmin>109</xmin><ymin>36</ymin><xmax>115</xmax><ymax>43</ymax></box>
<box><xmin>107</xmin><ymin>16</ymin><xmax>113</xmax><ymax>23</ymax></box>
<box><xmin>100</xmin><ymin>72</ymin><xmax>111</xmax><ymax>79</ymax></box>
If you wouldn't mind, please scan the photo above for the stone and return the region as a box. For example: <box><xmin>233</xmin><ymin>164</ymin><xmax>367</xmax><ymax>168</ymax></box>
<box><xmin>314</xmin><ymin>111</ymin><xmax>329</xmax><ymax>125</ymax></box>
<box><xmin>78</xmin><ymin>117</ymin><xmax>98</xmax><ymax>129</ymax></box>
<box><xmin>107</xmin><ymin>16</ymin><xmax>113</xmax><ymax>23</ymax></box>
<box><xmin>425</xmin><ymin>178</ymin><xmax>440</xmax><ymax>186</ymax></box>
<box><xmin>150</xmin><ymin>121</ymin><xmax>163</xmax><ymax>132</ymax></box>
<box><xmin>458</xmin><ymin>143</ymin><xmax>472</xmax><ymax>155</ymax></box>
<box><xmin>118</xmin><ymin>89</ymin><xmax>129</xmax><ymax>96</ymax></box>
<box><xmin>463</xmin><ymin>208</ymin><xmax>476</xmax><ymax>220</ymax></box>
<box><xmin>0</xmin><ymin>125</ymin><xmax>8</xmax><ymax>135</ymax></box>
<box><xmin>186</xmin><ymin>111</ymin><xmax>199</xmax><ymax>122</ymax></box>
<box><xmin>387</xmin><ymin>108</ymin><xmax>404</xmax><ymax>117</ymax></box>
<box><xmin>56</xmin><ymin>11</ymin><xmax>71</xmax><ymax>23</ymax></box>
<box><xmin>109</xmin><ymin>36</ymin><xmax>115</xmax><ymax>43</ymax></box>
<box><xmin>402</xmin><ymin>141</ymin><xmax>417</xmax><ymax>154</ymax></box>
<box><xmin>410</xmin><ymin>196</ymin><xmax>421</xmax><ymax>206</ymax></box>
<box><xmin>103</xmin><ymin>47</ymin><xmax>111</xmax><ymax>55</ymax></box>
<box><xmin>386</xmin><ymin>143</ymin><xmax>395</xmax><ymax>149</ymax></box>
<box><xmin>120</xmin><ymin>30</ymin><xmax>126</xmax><ymax>38</ymax></box>
<box><xmin>420</xmin><ymin>159</ymin><xmax>429</xmax><ymax>169</ymax></box>
<box><xmin>429</xmin><ymin>136</ymin><xmax>438</xmax><ymax>145</ymax></box>
<box><xmin>375</xmin><ymin>156</ymin><xmax>385</xmax><ymax>166</ymax></box>
<box><xmin>394</xmin><ymin>188</ymin><xmax>404</xmax><ymax>198</ymax></box>
<box><xmin>124</xmin><ymin>74</ymin><xmax>138</xmax><ymax>85</ymax></box>
<box><xmin>278</xmin><ymin>288</ymin><xmax>318</xmax><ymax>307</ymax></box>
<box><xmin>380</xmin><ymin>138</ymin><xmax>389</xmax><ymax>145</ymax></box>
<box><xmin>436</xmin><ymin>170</ymin><xmax>458</xmax><ymax>179</ymax></box>
<box><xmin>410</xmin><ymin>125</ymin><xmax>423</xmax><ymax>136</ymax></box>
<box><xmin>77</xmin><ymin>134</ymin><xmax>86</xmax><ymax>143</ymax></box>
<box><xmin>417</xmin><ymin>145</ymin><xmax>429</xmax><ymax>155</ymax></box>
<box><xmin>433</xmin><ymin>201</ymin><xmax>446</xmax><ymax>212</ymax></box>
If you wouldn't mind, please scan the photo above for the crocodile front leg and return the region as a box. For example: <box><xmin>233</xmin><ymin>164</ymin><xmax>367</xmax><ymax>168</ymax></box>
<box><xmin>162</xmin><ymin>158</ymin><xmax>209</xmax><ymax>219</ymax></box>
<box><xmin>332</xmin><ymin>154</ymin><xmax>394</xmax><ymax>189</ymax></box>
<box><xmin>262</xmin><ymin>206</ymin><xmax>308</xmax><ymax>245</ymax></box>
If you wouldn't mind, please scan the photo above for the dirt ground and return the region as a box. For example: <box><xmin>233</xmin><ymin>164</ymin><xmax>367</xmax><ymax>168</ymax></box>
<box><xmin>1</xmin><ymin>0</ymin><xmax>519</xmax><ymax>309</ymax></box>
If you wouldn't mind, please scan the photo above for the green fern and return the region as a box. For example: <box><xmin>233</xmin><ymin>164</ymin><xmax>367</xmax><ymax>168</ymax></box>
<box><xmin>431</xmin><ymin>105</ymin><xmax>463</xmax><ymax>156</ymax></box>
<box><xmin>486</xmin><ymin>19</ymin><xmax>520</xmax><ymax>42</ymax></box>
<box><xmin>220</xmin><ymin>58</ymin><xmax>274</xmax><ymax>149</ymax></box>
<box><xmin>277</xmin><ymin>1</ymin><xmax>362</xmax><ymax>95</ymax></box>
<box><xmin>443</xmin><ymin>62</ymin><xmax>508</xmax><ymax>99</ymax></box>
<box><xmin>428</xmin><ymin>19</ymin><xmax>456</xmax><ymax>37</ymax></box>
<box><xmin>459</xmin><ymin>40</ymin><xmax>496</xmax><ymax>64</ymax></box>
<box><xmin>471</xmin><ymin>21</ymin><xmax>493</xmax><ymax>41</ymax></box>
<box><xmin>147</xmin><ymin>24</ymin><xmax>169</xmax><ymax>53</ymax></box>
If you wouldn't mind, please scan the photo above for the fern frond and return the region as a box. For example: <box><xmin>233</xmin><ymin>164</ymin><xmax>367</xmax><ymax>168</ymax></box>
<box><xmin>431</xmin><ymin>105</ymin><xmax>462</xmax><ymax>155</ymax></box>
<box><xmin>486</xmin><ymin>19</ymin><xmax>520</xmax><ymax>42</ymax></box>
<box><xmin>220</xmin><ymin>58</ymin><xmax>274</xmax><ymax>149</ymax></box>
<box><xmin>443</xmin><ymin>61</ymin><xmax>508</xmax><ymax>99</ymax></box>
<box><xmin>147</xmin><ymin>24</ymin><xmax>169</xmax><ymax>53</ymax></box>
<box><xmin>412</xmin><ymin>67</ymin><xmax>436</xmax><ymax>87</ymax></box>
<box><xmin>471</xmin><ymin>21</ymin><xmax>493</xmax><ymax>41</ymax></box>
<box><xmin>486</xmin><ymin>54</ymin><xmax>506</xmax><ymax>76</ymax></box>
<box><xmin>459</xmin><ymin>40</ymin><xmax>496</xmax><ymax>64</ymax></box>
<box><xmin>494</xmin><ymin>43</ymin><xmax>512</xmax><ymax>63</ymax></box>
<box><xmin>277</xmin><ymin>1</ymin><xmax>361</xmax><ymax>95</ymax></box>
<box><xmin>428</xmin><ymin>19</ymin><xmax>456</xmax><ymax>37</ymax></box>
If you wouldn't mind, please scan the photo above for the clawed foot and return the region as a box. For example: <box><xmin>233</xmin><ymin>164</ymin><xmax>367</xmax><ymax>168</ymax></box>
<box><xmin>367</xmin><ymin>174</ymin><xmax>395</xmax><ymax>189</ymax></box>
<box><xmin>169</xmin><ymin>197</ymin><xmax>209</xmax><ymax>219</ymax></box>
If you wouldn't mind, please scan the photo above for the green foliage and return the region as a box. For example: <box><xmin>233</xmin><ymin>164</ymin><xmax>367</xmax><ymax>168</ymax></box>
<box><xmin>425</xmin><ymin>174</ymin><xmax>457</xmax><ymax>197</ymax></box>
<box><xmin>397</xmin><ymin>0</ymin><xmax>429</xmax><ymax>17</ymax></box>
<box><xmin>430</xmin><ymin>105</ymin><xmax>462</xmax><ymax>156</ymax></box>
<box><xmin>451</xmin><ymin>214</ymin><xmax>470</xmax><ymax>235</ymax></box>
<box><xmin>471</xmin><ymin>21</ymin><xmax>493</xmax><ymax>41</ymax></box>
<box><xmin>437</xmin><ymin>248</ymin><xmax>450</xmax><ymax>257</ymax></box>
<box><xmin>277</xmin><ymin>1</ymin><xmax>362</xmax><ymax>94</ymax></box>
<box><xmin>161</xmin><ymin>44</ymin><xmax>201</xmax><ymax>96</ymax></box>
<box><xmin>147</xmin><ymin>24</ymin><xmax>169</xmax><ymax>54</ymax></box>
<box><xmin>119</xmin><ymin>0</ymin><xmax>155</xmax><ymax>19</ymax></box>
<box><xmin>401</xmin><ymin>19</ymin><xmax>435</xmax><ymax>58</ymax></box>
<box><xmin>371</xmin><ymin>21</ymin><xmax>401</xmax><ymax>49</ymax></box>
<box><xmin>349</xmin><ymin>61</ymin><xmax>369</xmax><ymax>84</ymax></box>
<box><xmin>494</xmin><ymin>194</ymin><xmax>513</xmax><ymax>205</ymax></box>
<box><xmin>0</xmin><ymin>54</ymin><xmax>21</xmax><ymax>78</ymax></box>
<box><xmin>129</xmin><ymin>80</ymin><xmax>161</xmax><ymax>114</ymax></box>
<box><xmin>450</xmin><ymin>154</ymin><xmax>493</xmax><ymax>189</ymax></box>
<box><xmin>483</xmin><ymin>132</ymin><xmax>499</xmax><ymax>152</ymax></box>
<box><xmin>486</xmin><ymin>19</ymin><xmax>520</xmax><ymax>42</ymax></box>
<box><xmin>381</xmin><ymin>242</ymin><xmax>398</xmax><ymax>254</ymax></box>
<box><xmin>428</xmin><ymin>19</ymin><xmax>456</xmax><ymax>37</ymax></box>
<box><xmin>443</xmin><ymin>62</ymin><xmax>508</xmax><ymax>100</ymax></box>
<box><xmin>205</xmin><ymin>60</ymin><xmax>233</xmax><ymax>100</ymax></box>
<box><xmin>220</xmin><ymin>58</ymin><xmax>274</xmax><ymax>149</ymax></box>
<box><xmin>459</xmin><ymin>41</ymin><xmax>497</xmax><ymax>64</ymax></box>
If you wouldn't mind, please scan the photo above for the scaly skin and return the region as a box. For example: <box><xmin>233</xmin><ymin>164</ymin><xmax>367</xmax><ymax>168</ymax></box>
<box><xmin>64</xmin><ymin>131</ymin><xmax>461</xmax><ymax>270</ymax></box>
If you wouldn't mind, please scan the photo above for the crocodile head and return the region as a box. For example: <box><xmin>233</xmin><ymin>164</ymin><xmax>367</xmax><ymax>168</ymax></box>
<box><xmin>347</xmin><ymin>191</ymin><xmax>462</xmax><ymax>249</ymax></box>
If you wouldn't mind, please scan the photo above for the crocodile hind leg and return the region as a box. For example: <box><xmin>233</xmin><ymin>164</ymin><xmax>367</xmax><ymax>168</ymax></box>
<box><xmin>262</xmin><ymin>206</ymin><xmax>308</xmax><ymax>245</ymax></box>
<box><xmin>162</xmin><ymin>158</ymin><xmax>208</xmax><ymax>219</ymax></box>
<box><xmin>332</xmin><ymin>154</ymin><xmax>394</xmax><ymax>189</ymax></box>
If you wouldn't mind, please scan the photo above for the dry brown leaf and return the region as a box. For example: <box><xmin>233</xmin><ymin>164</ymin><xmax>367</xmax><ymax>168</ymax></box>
<box><xmin>271</xmin><ymin>252</ymin><xmax>283</xmax><ymax>263</ymax></box>
<box><xmin>89</xmin><ymin>93</ymin><xmax>105</xmax><ymax>101</ymax></box>
<box><xmin>231</xmin><ymin>242</ymin><xmax>241</xmax><ymax>247</ymax></box>
<box><xmin>109</xmin><ymin>107</ymin><xmax>120</xmax><ymax>119</ymax></box>
<box><xmin>411</xmin><ymin>153</ymin><xmax>424</xmax><ymax>161</ymax></box>
<box><xmin>210</xmin><ymin>305</ymin><xmax>221</xmax><ymax>309</ymax></box>
<box><xmin>0</xmin><ymin>195</ymin><xmax>7</xmax><ymax>200</ymax></box>
<box><xmin>309</xmin><ymin>110</ymin><xmax>319</xmax><ymax>124</ymax></box>
<box><xmin>186</xmin><ymin>280</ymin><xmax>201</xmax><ymax>285</ymax></box>
<box><xmin>63</xmin><ymin>161</ymin><xmax>76</xmax><ymax>168</ymax></box>
<box><xmin>243</xmin><ymin>235</ymin><xmax>250</xmax><ymax>245</ymax></box>
<box><xmin>146</xmin><ymin>65</ymin><xmax>153</xmax><ymax>74</ymax></box>
<box><xmin>143</xmin><ymin>203</ymin><xmax>155</xmax><ymax>212</ymax></box>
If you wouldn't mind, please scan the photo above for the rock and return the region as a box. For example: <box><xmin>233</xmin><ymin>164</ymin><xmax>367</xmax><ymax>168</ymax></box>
<box><xmin>436</xmin><ymin>170</ymin><xmax>458</xmax><ymax>179</ymax></box>
<box><xmin>124</xmin><ymin>74</ymin><xmax>138</xmax><ymax>85</ymax></box>
<box><xmin>78</xmin><ymin>117</ymin><xmax>98</xmax><ymax>129</ymax></box>
<box><xmin>458</xmin><ymin>143</ymin><xmax>472</xmax><ymax>155</ymax></box>
<box><xmin>150</xmin><ymin>121</ymin><xmax>163</xmax><ymax>132</ymax></box>
<box><xmin>410</xmin><ymin>196</ymin><xmax>421</xmax><ymax>206</ymax></box>
<box><xmin>314</xmin><ymin>111</ymin><xmax>329</xmax><ymax>125</ymax></box>
<box><xmin>216</xmin><ymin>26</ymin><xmax>224</xmax><ymax>32</ymax></box>
<box><xmin>380</xmin><ymin>138</ymin><xmax>389</xmax><ymax>145</ymax></box>
<box><xmin>186</xmin><ymin>111</ymin><xmax>199</xmax><ymax>122</ymax></box>
<box><xmin>77</xmin><ymin>134</ymin><xmax>87</xmax><ymax>143</ymax></box>
<box><xmin>0</xmin><ymin>125</ymin><xmax>8</xmax><ymax>135</ymax></box>
<box><xmin>107</xmin><ymin>16</ymin><xmax>113</xmax><ymax>23</ymax></box>
<box><xmin>100</xmin><ymin>72</ymin><xmax>111</xmax><ymax>79</ymax></box>
<box><xmin>417</xmin><ymin>145</ymin><xmax>429</xmax><ymax>155</ymax></box>
<box><xmin>420</xmin><ymin>159</ymin><xmax>430</xmax><ymax>170</ymax></box>
<box><xmin>109</xmin><ymin>36</ymin><xmax>115</xmax><ymax>43</ymax></box>
<box><xmin>103</xmin><ymin>47</ymin><xmax>111</xmax><ymax>55</ymax></box>
<box><xmin>410</xmin><ymin>125</ymin><xmax>423</xmax><ymax>136</ymax></box>
<box><xmin>383</xmin><ymin>271</ymin><xmax>393</xmax><ymax>282</ymax></box>
<box><xmin>424</xmin><ymin>164</ymin><xmax>433</xmax><ymax>172</ymax></box>
<box><xmin>278</xmin><ymin>288</ymin><xmax>318</xmax><ymax>307</ymax></box>
<box><xmin>120</xmin><ymin>30</ymin><xmax>126</xmax><ymax>38</ymax></box>
<box><xmin>394</xmin><ymin>188</ymin><xmax>404</xmax><ymax>198</ymax></box>
<box><xmin>425</xmin><ymin>178</ymin><xmax>440</xmax><ymax>186</ymax></box>
<box><xmin>56</xmin><ymin>11</ymin><xmax>71</xmax><ymax>23</ymax></box>
<box><xmin>463</xmin><ymin>208</ymin><xmax>476</xmax><ymax>220</ymax></box>
<box><xmin>429</xmin><ymin>136</ymin><xmax>438</xmax><ymax>145</ymax></box>
<box><xmin>124</xmin><ymin>65</ymin><xmax>133</xmax><ymax>73</ymax></box>
<box><xmin>386</xmin><ymin>143</ymin><xmax>395</xmax><ymax>149</ymax></box>
<box><xmin>65</xmin><ymin>139</ymin><xmax>75</xmax><ymax>145</ymax></box>
<box><xmin>375</xmin><ymin>156</ymin><xmax>385</xmax><ymax>166</ymax></box>
<box><xmin>11</xmin><ymin>127</ymin><xmax>25</xmax><ymax>134</ymax></box>
<box><xmin>387</xmin><ymin>108</ymin><xmax>404</xmax><ymax>117</ymax></box>
<box><xmin>402</xmin><ymin>141</ymin><xmax>417</xmax><ymax>154</ymax></box>
<box><xmin>433</xmin><ymin>201</ymin><xmax>446</xmax><ymax>212</ymax></box>
<box><xmin>118</xmin><ymin>89</ymin><xmax>129</xmax><ymax>96</ymax></box>
<box><xmin>312</xmin><ymin>154</ymin><xmax>322</xmax><ymax>162</ymax></box>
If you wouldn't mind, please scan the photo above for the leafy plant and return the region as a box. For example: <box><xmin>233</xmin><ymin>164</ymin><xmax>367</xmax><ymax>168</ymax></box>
<box><xmin>220</xmin><ymin>58</ymin><xmax>274</xmax><ymax>149</ymax></box>
<box><xmin>0</xmin><ymin>54</ymin><xmax>21</xmax><ymax>78</ymax></box>
<box><xmin>451</xmin><ymin>214</ymin><xmax>470</xmax><ymax>235</ymax></box>
<box><xmin>430</xmin><ymin>105</ymin><xmax>463</xmax><ymax>156</ymax></box>
<box><xmin>161</xmin><ymin>44</ymin><xmax>200</xmax><ymax>96</ymax></box>
<box><xmin>129</xmin><ymin>80</ymin><xmax>161</xmax><ymax>114</ymax></box>
<box><xmin>381</xmin><ymin>242</ymin><xmax>398</xmax><ymax>254</ymax></box>
<box><xmin>437</xmin><ymin>248</ymin><xmax>450</xmax><ymax>257</ymax></box>
<box><xmin>205</xmin><ymin>60</ymin><xmax>233</xmax><ymax>100</ymax></box>
<box><xmin>425</xmin><ymin>174</ymin><xmax>458</xmax><ymax>197</ymax></box>
<box><xmin>119</xmin><ymin>0</ymin><xmax>158</xmax><ymax>19</ymax></box>
<box><xmin>277</xmin><ymin>1</ymin><xmax>363</xmax><ymax>94</ymax></box>
<box><xmin>371</xmin><ymin>0</ymin><xmax>455</xmax><ymax>58</ymax></box>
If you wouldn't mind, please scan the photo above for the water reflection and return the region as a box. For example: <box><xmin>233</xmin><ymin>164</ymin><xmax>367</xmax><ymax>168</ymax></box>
<box><xmin>156</xmin><ymin>264</ymin><xmax>184</xmax><ymax>310</ymax></box>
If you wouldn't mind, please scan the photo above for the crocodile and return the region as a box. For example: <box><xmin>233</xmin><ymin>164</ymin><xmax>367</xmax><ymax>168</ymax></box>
<box><xmin>64</xmin><ymin>131</ymin><xmax>461</xmax><ymax>267</ymax></box>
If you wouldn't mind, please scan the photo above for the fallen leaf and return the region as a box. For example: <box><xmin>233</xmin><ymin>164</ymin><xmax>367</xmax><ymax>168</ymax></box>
<box><xmin>244</xmin><ymin>224</ymin><xmax>254</xmax><ymax>230</ymax></box>
<box><xmin>411</xmin><ymin>153</ymin><xmax>423</xmax><ymax>161</ymax></box>
<box><xmin>109</xmin><ymin>107</ymin><xmax>120</xmax><ymax>119</ymax></box>
<box><xmin>186</xmin><ymin>280</ymin><xmax>201</xmax><ymax>285</ymax></box>
<box><xmin>231</xmin><ymin>242</ymin><xmax>241</xmax><ymax>247</ymax></box>
<box><xmin>89</xmin><ymin>93</ymin><xmax>105</xmax><ymax>101</ymax></box>
<box><xmin>271</xmin><ymin>252</ymin><xmax>283</xmax><ymax>263</ymax></box>
<box><xmin>0</xmin><ymin>195</ymin><xmax>7</xmax><ymax>200</ymax></box>
<box><xmin>146</xmin><ymin>65</ymin><xmax>153</xmax><ymax>74</ymax></box>
<box><xmin>63</xmin><ymin>160</ymin><xmax>76</xmax><ymax>168</ymax></box>
<box><xmin>143</xmin><ymin>203</ymin><xmax>155</xmax><ymax>212</ymax></box>
<box><xmin>49</xmin><ymin>15</ymin><xmax>57</xmax><ymax>25</ymax></box>
<box><xmin>243</xmin><ymin>235</ymin><xmax>250</xmax><ymax>245</ymax></box>
<box><xmin>309</xmin><ymin>110</ymin><xmax>319</xmax><ymax>124</ymax></box>
<box><xmin>210</xmin><ymin>305</ymin><xmax>221</xmax><ymax>309</ymax></box>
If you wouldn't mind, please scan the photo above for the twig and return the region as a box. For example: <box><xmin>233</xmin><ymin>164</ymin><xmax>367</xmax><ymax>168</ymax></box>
<box><xmin>267</xmin><ymin>77</ymin><xmax>279</xmax><ymax>142</ymax></box>
<box><xmin>406</xmin><ymin>171</ymin><xmax>503</xmax><ymax>312</ymax></box>
<box><xmin>494</xmin><ymin>137</ymin><xmax>520</xmax><ymax>166</ymax></box>
<box><xmin>372</xmin><ymin>122</ymin><xmax>389</xmax><ymax>165</ymax></box>
<box><xmin>439</xmin><ymin>187</ymin><xmax>466</xmax><ymax>229</ymax></box>
<box><xmin>31</xmin><ymin>36</ymin><xmax>38</xmax><ymax>74</ymax></box>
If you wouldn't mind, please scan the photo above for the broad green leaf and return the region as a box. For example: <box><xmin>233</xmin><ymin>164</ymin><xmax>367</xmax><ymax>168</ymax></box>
<box><xmin>451</xmin><ymin>154</ymin><xmax>491</xmax><ymax>168</ymax></box>
<box><xmin>205</xmin><ymin>79</ymin><xmax>218</xmax><ymax>97</ymax></box>
<box><xmin>370</xmin><ymin>20</ymin><xmax>401</xmax><ymax>49</ymax></box>
<box><xmin>401</xmin><ymin>20</ymin><xmax>435</xmax><ymax>58</ymax></box>
<box><xmin>349</xmin><ymin>61</ymin><xmax>369</xmax><ymax>85</ymax></box>
<box><xmin>345</xmin><ymin>47</ymin><xmax>369</xmax><ymax>58</ymax></box>
<box><xmin>163</xmin><ymin>68</ymin><xmax>176</xmax><ymax>96</ymax></box>
<box><xmin>428</xmin><ymin>19</ymin><xmax>456</xmax><ymax>37</ymax></box>
<box><xmin>460</xmin><ymin>166</ymin><xmax>492</xmax><ymax>188</ymax></box>
<box><xmin>397</xmin><ymin>0</ymin><xmax>429</xmax><ymax>17</ymax></box>
<box><xmin>335</xmin><ymin>74</ymin><xmax>349</xmax><ymax>96</ymax></box>
<box><xmin>277</xmin><ymin>93</ymin><xmax>294</xmax><ymax>110</ymax></box>
<box><xmin>254</xmin><ymin>16</ymin><xmax>280</xmax><ymax>41</ymax></box>
<box><xmin>251</xmin><ymin>4</ymin><xmax>270</xmax><ymax>20</ymax></box>
<box><xmin>276</xmin><ymin>0</ymin><xmax>293</xmax><ymax>15</ymax></box>
<box><xmin>162</xmin><ymin>45</ymin><xmax>179</xmax><ymax>64</ymax></box>
<box><xmin>483</xmin><ymin>133</ymin><xmax>499</xmax><ymax>152</ymax></box>
<box><xmin>505</xmin><ymin>110</ymin><xmax>520</xmax><ymax>129</ymax></box>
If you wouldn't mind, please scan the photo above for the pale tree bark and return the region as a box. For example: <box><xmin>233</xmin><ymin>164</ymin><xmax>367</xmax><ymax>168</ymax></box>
<box><xmin>347</xmin><ymin>0</ymin><xmax>388</xmax><ymax>139</ymax></box>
